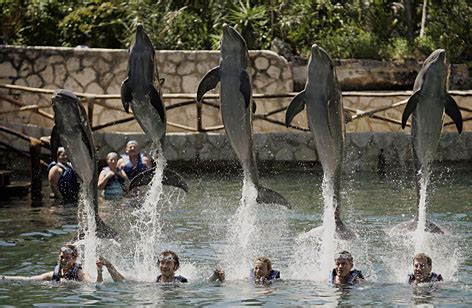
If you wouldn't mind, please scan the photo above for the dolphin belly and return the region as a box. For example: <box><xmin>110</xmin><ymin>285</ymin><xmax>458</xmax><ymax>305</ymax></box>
<box><xmin>60</xmin><ymin>134</ymin><xmax>95</xmax><ymax>184</ymax></box>
<box><xmin>131</xmin><ymin>96</ymin><xmax>166</xmax><ymax>144</ymax></box>
<box><xmin>220</xmin><ymin>79</ymin><xmax>258</xmax><ymax>184</ymax></box>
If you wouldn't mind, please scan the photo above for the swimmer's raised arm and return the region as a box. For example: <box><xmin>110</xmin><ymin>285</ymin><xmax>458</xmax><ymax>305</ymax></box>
<box><xmin>96</xmin><ymin>257</ymin><xmax>125</xmax><ymax>282</ymax></box>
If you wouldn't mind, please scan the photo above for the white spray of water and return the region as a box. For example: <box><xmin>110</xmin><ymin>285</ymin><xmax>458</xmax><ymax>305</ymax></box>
<box><xmin>319</xmin><ymin>176</ymin><xmax>337</xmax><ymax>276</ymax></box>
<box><xmin>288</xmin><ymin>175</ymin><xmax>338</xmax><ymax>281</ymax></box>
<box><xmin>413</xmin><ymin>170</ymin><xmax>430</xmax><ymax>253</ymax></box>
<box><xmin>223</xmin><ymin>177</ymin><xmax>258</xmax><ymax>279</ymax></box>
<box><xmin>127</xmin><ymin>144</ymin><xmax>166</xmax><ymax>281</ymax></box>
<box><xmin>77</xmin><ymin>188</ymin><xmax>98</xmax><ymax>276</ymax></box>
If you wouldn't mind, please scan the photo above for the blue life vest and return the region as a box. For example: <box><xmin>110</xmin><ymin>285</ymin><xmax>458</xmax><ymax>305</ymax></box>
<box><xmin>48</xmin><ymin>161</ymin><xmax>80</xmax><ymax>202</ymax></box>
<box><xmin>328</xmin><ymin>269</ymin><xmax>364</xmax><ymax>285</ymax></box>
<box><xmin>407</xmin><ymin>272</ymin><xmax>443</xmax><ymax>284</ymax></box>
<box><xmin>101</xmin><ymin>167</ymin><xmax>126</xmax><ymax>199</ymax></box>
<box><xmin>249</xmin><ymin>269</ymin><xmax>280</xmax><ymax>284</ymax></box>
<box><xmin>52</xmin><ymin>262</ymin><xmax>82</xmax><ymax>282</ymax></box>
<box><xmin>121</xmin><ymin>154</ymin><xmax>147</xmax><ymax>180</ymax></box>
<box><xmin>156</xmin><ymin>275</ymin><xmax>188</xmax><ymax>283</ymax></box>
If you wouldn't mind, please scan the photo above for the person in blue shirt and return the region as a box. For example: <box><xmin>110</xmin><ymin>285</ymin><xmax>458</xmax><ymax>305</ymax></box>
<box><xmin>98</xmin><ymin>152</ymin><xmax>129</xmax><ymax>200</ymax></box>
<box><xmin>209</xmin><ymin>256</ymin><xmax>280</xmax><ymax>285</ymax></box>
<box><xmin>407</xmin><ymin>253</ymin><xmax>443</xmax><ymax>285</ymax></box>
<box><xmin>48</xmin><ymin>147</ymin><xmax>80</xmax><ymax>203</ymax></box>
<box><xmin>117</xmin><ymin>140</ymin><xmax>151</xmax><ymax>180</ymax></box>
<box><xmin>328</xmin><ymin>251</ymin><xmax>364</xmax><ymax>285</ymax></box>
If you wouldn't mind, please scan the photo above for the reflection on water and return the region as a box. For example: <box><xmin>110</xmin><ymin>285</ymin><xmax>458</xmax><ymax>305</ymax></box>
<box><xmin>0</xmin><ymin>170</ymin><xmax>471</xmax><ymax>305</ymax></box>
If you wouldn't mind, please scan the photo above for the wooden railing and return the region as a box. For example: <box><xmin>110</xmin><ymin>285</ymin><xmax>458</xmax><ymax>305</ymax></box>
<box><xmin>1</xmin><ymin>83</ymin><xmax>471</xmax><ymax>133</ymax></box>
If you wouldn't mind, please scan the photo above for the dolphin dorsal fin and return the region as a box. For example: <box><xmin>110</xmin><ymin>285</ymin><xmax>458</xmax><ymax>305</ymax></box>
<box><xmin>239</xmin><ymin>70</ymin><xmax>252</xmax><ymax>109</ymax></box>
<box><xmin>402</xmin><ymin>91</ymin><xmax>421</xmax><ymax>129</ymax></box>
<box><xmin>445</xmin><ymin>94</ymin><xmax>463</xmax><ymax>133</ymax></box>
<box><xmin>197</xmin><ymin>66</ymin><xmax>220</xmax><ymax>102</ymax></box>
<box><xmin>285</xmin><ymin>91</ymin><xmax>306</xmax><ymax>127</ymax></box>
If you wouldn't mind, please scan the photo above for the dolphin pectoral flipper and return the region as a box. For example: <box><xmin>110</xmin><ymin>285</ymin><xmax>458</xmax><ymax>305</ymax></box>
<box><xmin>197</xmin><ymin>66</ymin><xmax>221</xmax><ymax>102</ymax></box>
<box><xmin>50</xmin><ymin>125</ymin><xmax>60</xmax><ymax>160</ymax></box>
<box><xmin>445</xmin><ymin>94</ymin><xmax>463</xmax><ymax>133</ymax></box>
<box><xmin>239</xmin><ymin>70</ymin><xmax>252</xmax><ymax>109</ymax></box>
<box><xmin>129</xmin><ymin>166</ymin><xmax>188</xmax><ymax>192</ymax></box>
<box><xmin>256</xmin><ymin>186</ymin><xmax>291</xmax><ymax>208</ymax></box>
<box><xmin>149</xmin><ymin>86</ymin><xmax>166</xmax><ymax>124</ymax></box>
<box><xmin>335</xmin><ymin>218</ymin><xmax>356</xmax><ymax>240</ymax></box>
<box><xmin>285</xmin><ymin>91</ymin><xmax>306</xmax><ymax>126</ymax></box>
<box><xmin>401</xmin><ymin>91</ymin><xmax>421</xmax><ymax>129</ymax></box>
<box><xmin>120</xmin><ymin>78</ymin><xmax>132</xmax><ymax>113</ymax></box>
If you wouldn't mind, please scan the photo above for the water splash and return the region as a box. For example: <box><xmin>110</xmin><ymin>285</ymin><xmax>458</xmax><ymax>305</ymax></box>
<box><xmin>76</xmin><ymin>189</ymin><xmax>98</xmax><ymax>276</ymax></box>
<box><xmin>413</xmin><ymin>170</ymin><xmax>430</xmax><ymax>252</ymax></box>
<box><xmin>223</xmin><ymin>177</ymin><xmax>258</xmax><ymax>279</ymax></box>
<box><xmin>288</xmin><ymin>175</ymin><xmax>338</xmax><ymax>281</ymax></box>
<box><xmin>127</xmin><ymin>144</ymin><xmax>166</xmax><ymax>281</ymax></box>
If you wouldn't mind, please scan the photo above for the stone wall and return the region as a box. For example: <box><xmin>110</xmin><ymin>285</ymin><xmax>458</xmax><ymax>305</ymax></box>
<box><xmin>1</xmin><ymin>46</ymin><xmax>470</xmax><ymax>135</ymax></box>
<box><xmin>0</xmin><ymin>46</ymin><xmax>292</xmax><ymax>133</ymax></box>
<box><xmin>1</xmin><ymin>123</ymin><xmax>470</xmax><ymax>174</ymax></box>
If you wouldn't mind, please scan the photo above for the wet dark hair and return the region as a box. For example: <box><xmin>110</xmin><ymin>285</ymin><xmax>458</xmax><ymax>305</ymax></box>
<box><xmin>255</xmin><ymin>256</ymin><xmax>272</xmax><ymax>272</ymax></box>
<box><xmin>61</xmin><ymin>243</ymin><xmax>78</xmax><ymax>257</ymax></box>
<box><xmin>335</xmin><ymin>250</ymin><xmax>353</xmax><ymax>262</ymax></box>
<box><xmin>413</xmin><ymin>253</ymin><xmax>432</xmax><ymax>266</ymax></box>
<box><xmin>159</xmin><ymin>250</ymin><xmax>180</xmax><ymax>270</ymax></box>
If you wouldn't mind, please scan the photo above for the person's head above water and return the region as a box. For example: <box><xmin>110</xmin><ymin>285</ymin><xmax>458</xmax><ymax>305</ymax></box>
<box><xmin>58</xmin><ymin>243</ymin><xmax>78</xmax><ymax>270</ymax></box>
<box><xmin>158</xmin><ymin>250</ymin><xmax>180</xmax><ymax>276</ymax></box>
<box><xmin>412</xmin><ymin>252</ymin><xmax>432</xmax><ymax>281</ymax></box>
<box><xmin>334</xmin><ymin>250</ymin><xmax>354</xmax><ymax>279</ymax></box>
<box><xmin>253</xmin><ymin>256</ymin><xmax>272</xmax><ymax>279</ymax></box>
<box><xmin>106</xmin><ymin>152</ymin><xmax>119</xmax><ymax>168</ymax></box>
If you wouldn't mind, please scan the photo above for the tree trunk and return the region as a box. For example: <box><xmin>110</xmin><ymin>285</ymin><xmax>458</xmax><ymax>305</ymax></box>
<box><xmin>404</xmin><ymin>0</ymin><xmax>413</xmax><ymax>42</ymax></box>
<box><xmin>420</xmin><ymin>0</ymin><xmax>427</xmax><ymax>37</ymax></box>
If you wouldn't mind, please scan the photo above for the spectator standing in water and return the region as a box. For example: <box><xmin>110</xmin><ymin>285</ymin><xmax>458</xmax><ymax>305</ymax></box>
<box><xmin>48</xmin><ymin>147</ymin><xmax>80</xmax><ymax>203</ymax></box>
<box><xmin>98</xmin><ymin>152</ymin><xmax>129</xmax><ymax>200</ymax></box>
<box><xmin>117</xmin><ymin>140</ymin><xmax>152</xmax><ymax>180</ymax></box>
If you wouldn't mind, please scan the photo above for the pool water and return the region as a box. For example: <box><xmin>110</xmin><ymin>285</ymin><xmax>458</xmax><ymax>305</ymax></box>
<box><xmin>0</xmin><ymin>168</ymin><xmax>471</xmax><ymax>306</ymax></box>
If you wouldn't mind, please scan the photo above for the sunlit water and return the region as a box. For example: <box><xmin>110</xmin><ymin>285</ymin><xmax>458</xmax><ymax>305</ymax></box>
<box><xmin>0</xmin><ymin>168</ymin><xmax>471</xmax><ymax>305</ymax></box>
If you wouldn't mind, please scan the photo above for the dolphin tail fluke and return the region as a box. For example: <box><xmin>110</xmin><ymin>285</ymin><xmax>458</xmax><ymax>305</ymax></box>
<box><xmin>285</xmin><ymin>91</ymin><xmax>306</xmax><ymax>127</ymax></box>
<box><xmin>196</xmin><ymin>66</ymin><xmax>220</xmax><ymax>102</ymax></box>
<box><xmin>129</xmin><ymin>166</ymin><xmax>188</xmax><ymax>192</ymax></box>
<box><xmin>120</xmin><ymin>78</ymin><xmax>132</xmax><ymax>113</ymax></box>
<box><xmin>163</xmin><ymin>167</ymin><xmax>188</xmax><ymax>192</ymax></box>
<box><xmin>445</xmin><ymin>94</ymin><xmax>463</xmax><ymax>133</ymax></box>
<box><xmin>401</xmin><ymin>91</ymin><xmax>421</xmax><ymax>129</ymax></box>
<box><xmin>95</xmin><ymin>215</ymin><xmax>118</xmax><ymax>239</ymax></box>
<box><xmin>256</xmin><ymin>186</ymin><xmax>291</xmax><ymax>208</ymax></box>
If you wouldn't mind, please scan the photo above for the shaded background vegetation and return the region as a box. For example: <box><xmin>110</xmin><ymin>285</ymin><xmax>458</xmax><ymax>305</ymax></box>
<box><xmin>1</xmin><ymin>0</ymin><xmax>470</xmax><ymax>62</ymax></box>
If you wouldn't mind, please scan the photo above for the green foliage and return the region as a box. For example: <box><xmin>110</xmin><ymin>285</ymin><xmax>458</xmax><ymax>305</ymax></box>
<box><xmin>0</xmin><ymin>0</ymin><xmax>470</xmax><ymax>62</ymax></box>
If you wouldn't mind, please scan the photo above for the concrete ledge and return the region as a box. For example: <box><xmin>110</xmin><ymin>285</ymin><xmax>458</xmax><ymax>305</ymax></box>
<box><xmin>1</xmin><ymin>123</ymin><xmax>470</xmax><ymax>173</ymax></box>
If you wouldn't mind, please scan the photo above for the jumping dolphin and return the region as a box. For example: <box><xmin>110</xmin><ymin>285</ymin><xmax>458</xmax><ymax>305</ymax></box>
<box><xmin>51</xmin><ymin>89</ymin><xmax>117</xmax><ymax>238</ymax></box>
<box><xmin>285</xmin><ymin>44</ymin><xmax>353</xmax><ymax>239</ymax></box>
<box><xmin>399</xmin><ymin>49</ymin><xmax>462</xmax><ymax>233</ymax></box>
<box><xmin>120</xmin><ymin>24</ymin><xmax>187</xmax><ymax>192</ymax></box>
<box><xmin>197</xmin><ymin>25</ymin><xmax>290</xmax><ymax>208</ymax></box>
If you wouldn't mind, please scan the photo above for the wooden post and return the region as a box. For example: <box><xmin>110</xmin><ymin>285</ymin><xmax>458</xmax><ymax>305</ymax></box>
<box><xmin>29</xmin><ymin>138</ymin><xmax>42</xmax><ymax>199</ymax></box>
<box><xmin>87</xmin><ymin>97</ymin><xmax>95</xmax><ymax>126</ymax></box>
<box><xmin>196</xmin><ymin>99</ymin><xmax>203</xmax><ymax>132</ymax></box>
